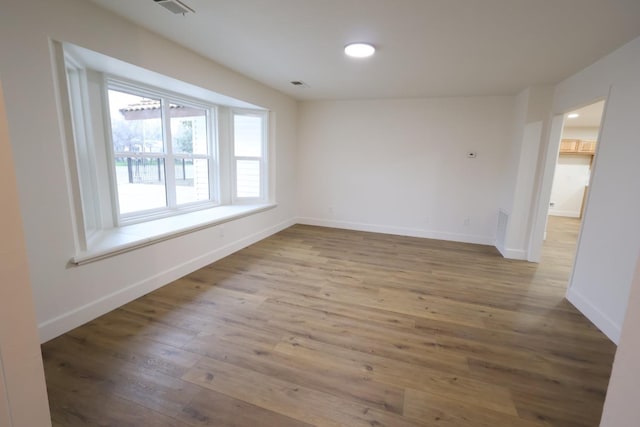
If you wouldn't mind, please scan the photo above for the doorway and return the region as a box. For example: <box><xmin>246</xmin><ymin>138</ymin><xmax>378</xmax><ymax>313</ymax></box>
<box><xmin>540</xmin><ymin>100</ymin><xmax>605</xmax><ymax>282</ymax></box>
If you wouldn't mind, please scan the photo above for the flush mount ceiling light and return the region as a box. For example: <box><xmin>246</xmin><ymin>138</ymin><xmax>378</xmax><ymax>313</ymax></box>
<box><xmin>567</xmin><ymin>113</ymin><xmax>580</xmax><ymax>119</ymax></box>
<box><xmin>344</xmin><ymin>43</ymin><xmax>376</xmax><ymax>58</ymax></box>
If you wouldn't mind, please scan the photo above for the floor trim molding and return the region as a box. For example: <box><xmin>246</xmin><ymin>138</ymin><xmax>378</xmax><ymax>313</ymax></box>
<box><xmin>296</xmin><ymin>217</ymin><xmax>494</xmax><ymax>246</ymax></box>
<box><xmin>567</xmin><ymin>286</ymin><xmax>621</xmax><ymax>344</ymax></box>
<box><xmin>38</xmin><ymin>218</ymin><xmax>296</xmax><ymax>343</ymax></box>
<box><xmin>495</xmin><ymin>243</ymin><xmax>528</xmax><ymax>260</ymax></box>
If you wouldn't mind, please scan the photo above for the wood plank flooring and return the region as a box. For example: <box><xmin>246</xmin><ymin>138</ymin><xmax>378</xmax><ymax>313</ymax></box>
<box><xmin>42</xmin><ymin>218</ymin><xmax>616</xmax><ymax>426</ymax></box>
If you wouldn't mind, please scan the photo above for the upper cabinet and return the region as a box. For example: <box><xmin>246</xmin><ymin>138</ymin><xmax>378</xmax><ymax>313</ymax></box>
<box><xmin>560</xmin><ymin>139</ymin><xmax>579</xmax><ymax>153</ymax></box>
<box><xmin>560</xmin><ymin>138</ymin><xmax>596</xmax><ymax>155</ymax></box>
<box><xmin>577</xmin><ymin>140</ymin><xmax>596</xmax><ymax>154</ymax></box>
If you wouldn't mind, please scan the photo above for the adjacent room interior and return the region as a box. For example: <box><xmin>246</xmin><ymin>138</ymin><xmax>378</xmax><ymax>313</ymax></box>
<box><xmin>1</xmin><ymin>1</ymin><xmax>640</xmax><ymax>427</ymax></box>
<box><xmin>543</xmin><ymin>101</ymin><xmax>605</xmax><ymax>286</ymax></box>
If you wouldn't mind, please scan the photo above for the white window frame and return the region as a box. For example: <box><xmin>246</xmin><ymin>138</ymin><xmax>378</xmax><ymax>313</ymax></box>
<box><xmin>64</xmin><ymin>55</ymin><xmax>101</xmax><ymax>245</ymax></box>
<box><xmin>231</xmin><ymin>109</ymin><xmax>269</xmax><ymax>204</ymax></box>
<box><xmin>54</xmin><ymin>41</ymin><xmax>274</xmax><ymax>263</ymax></box>
<box><xmin>104</xmin><ymin>79</ymin><xmax>219</xmax><ymax>225</ymax></box>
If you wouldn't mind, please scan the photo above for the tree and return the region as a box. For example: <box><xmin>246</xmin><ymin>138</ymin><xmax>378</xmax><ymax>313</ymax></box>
<box><xmin>174</xmin><ymin>120</ymin><xmax>193</xmax><ymax>153</ymax></box>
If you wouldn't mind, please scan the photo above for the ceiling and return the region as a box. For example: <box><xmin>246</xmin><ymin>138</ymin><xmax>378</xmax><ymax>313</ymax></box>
<box><xmin>88</xmin><ymin>0</ymin><xmax>640</xmax><ymax>100</ymax></box>
<box><xmin>564</xmin><ymin>101</ymin><xmax>605</xmax><ymax>127</ymax></box>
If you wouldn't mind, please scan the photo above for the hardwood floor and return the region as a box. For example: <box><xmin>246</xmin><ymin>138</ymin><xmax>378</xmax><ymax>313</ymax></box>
<box><xmin>542</xmin><ymin>215</ymin><xmax>582</xmax><ymax>273</ymax></box>
<box><xmin>42</xmin><ymin>220</ymin><xmax>616</xmax><ymax>426</ymax></box>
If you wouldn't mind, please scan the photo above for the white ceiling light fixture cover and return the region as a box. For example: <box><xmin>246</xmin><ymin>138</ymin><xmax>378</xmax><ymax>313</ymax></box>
<box><xmin>344</xmin><ymin>43</ymin><xmax>376</xmax><ymax>58</ymax></box>
<box><xmin>567</xmin><ymin>113</ymin><xmax>580</xmax><ymax>118</ymax></box>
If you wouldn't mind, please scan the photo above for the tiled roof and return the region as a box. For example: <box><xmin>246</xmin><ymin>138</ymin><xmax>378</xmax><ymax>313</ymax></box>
<box><xmin>120</xmin><ymin>99</ymin><xmax>183</xmax><ymax>113</ymax></box>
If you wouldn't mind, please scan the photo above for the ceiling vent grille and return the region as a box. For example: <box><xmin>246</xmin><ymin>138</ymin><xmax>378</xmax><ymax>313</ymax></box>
<box><xmin>153</xmin><ymin>0</ymin><xmax>195</xmax><ymax>15</ymax></box>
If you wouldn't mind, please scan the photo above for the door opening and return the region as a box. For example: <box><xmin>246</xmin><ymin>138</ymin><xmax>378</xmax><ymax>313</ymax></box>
<box><xmin>535</xmin><ymin>100</ymin><xmax>605</xmax><ymax>287</ymax></box>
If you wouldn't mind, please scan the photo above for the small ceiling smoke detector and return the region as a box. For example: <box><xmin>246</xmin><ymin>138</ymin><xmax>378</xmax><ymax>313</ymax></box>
<box><xmin>344</xmin><ymin>43</ymin><xmax>376</xmax><ymax>58</ymax></box>
<box><xmin>153</xmin><ymin>0</ymin><xmax>194</xmax><ymax>15</ymax></box>
<box><xmin>567</xmin><ymin>113</ymin><xmax>580</xmax><ymax>119</ymax></box>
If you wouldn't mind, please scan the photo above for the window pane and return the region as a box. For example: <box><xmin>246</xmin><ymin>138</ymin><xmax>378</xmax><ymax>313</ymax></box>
<box><xmin>114</xmin><ymin>157</ymin><xmax>167</xmax><ymax>214</ymax></box>
<box><xmin>171</xmin><ymin>105</ymin><xmax>208</xmax><ymax>155</ymax></box>
<box><xmin>175</xmin><ymin>158</ymin><xmax>210</xmax><ymax>205</ymax></box>
<box><xmin>236</xmin><ymin>159</ymin><xmax>260</xmax><ymax>198</ymax></box>
<box><xmin>108</xmin><ymin>89</ymin><xmax>164</xmax><ymax>153</ymax></box>
<box><xmin>234</xmin><ymin>114</ymin><xmax>263</xmax><ymax>157</ymax></box>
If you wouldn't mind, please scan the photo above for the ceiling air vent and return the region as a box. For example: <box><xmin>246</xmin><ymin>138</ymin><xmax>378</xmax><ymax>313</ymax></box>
<box><xmin>153</xmin><ymin>0</ymin><xmax>195</xmax><ymax>15</ymax></box>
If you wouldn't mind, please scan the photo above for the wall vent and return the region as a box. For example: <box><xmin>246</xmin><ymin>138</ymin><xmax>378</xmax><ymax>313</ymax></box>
<box><xmin>153</xmin><ymin>0</ymin><xmax>195</xmax><ymax>15</ymax></box>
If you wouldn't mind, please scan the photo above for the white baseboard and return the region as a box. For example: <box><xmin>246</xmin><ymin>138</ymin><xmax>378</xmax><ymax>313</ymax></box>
<box><xmin>495</xmin><ymin>243</ymin><xmax>527</xmax><ymax>260</ymax></box>
<box><xmin>37</xmin><ymin>216</ymin><xmax>534</xmax><ymax>342</ymax></box>
<box><xmin>548</xmin><ymin>210</ymin><xmax>580</xmax><ymax>218</ymax></box>
<box><xmin>296</xmin><ymin>217</ymin><xmax>494</xmax><ymax>245</ymax></box>
<box><xmin>43</xmin><ymin>216</ymin><xmax>620</xmax><ymax>347</ymax></box>
<box><xmin>566</xmin><ymin>286</ymin><xmax>621</xmax><ymax>344</ymax></box>
<box><xmin>38</xmin><ymin>218</ymin><xmax>296</xmax><ymax>343</ymax></box>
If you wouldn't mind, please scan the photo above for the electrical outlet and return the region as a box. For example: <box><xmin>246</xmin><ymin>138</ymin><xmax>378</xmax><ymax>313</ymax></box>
<box><xmin>218</xmin><ymin>226</ymin><xmax>225</xmax><ymax>238</ymax></box>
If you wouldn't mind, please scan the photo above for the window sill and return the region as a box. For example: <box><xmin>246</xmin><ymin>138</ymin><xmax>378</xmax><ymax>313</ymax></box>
<box><xmin>71</xmin><ymin>203</ymin><xmax>276</xmax><ymax>265</ymax></box>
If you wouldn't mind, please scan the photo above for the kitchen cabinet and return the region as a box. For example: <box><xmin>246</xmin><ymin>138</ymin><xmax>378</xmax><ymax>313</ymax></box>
<box><xmin>559</xmin><ymin>138</ymin><xmax>596</xmax><ymax>155</ymax></box>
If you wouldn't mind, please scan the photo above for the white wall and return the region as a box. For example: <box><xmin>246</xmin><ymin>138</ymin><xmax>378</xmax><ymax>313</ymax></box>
<box><xmin>297</xmin><ymin>97</ymin><xmax>514</xmax><ymax>244</ymax></box>
<box><xmin>548</xmin><ymin>154</ymin><xmax>590</xmax><ymax>217</ymax></box>
<box><xmin>548</xmin><ymin>126</ymin><xmax>598</xmax><ymax>218</ymax></box>
<box><xmin>499</xmin><ymin>89</ymin><xmax>529</xmax><ymax>213</ymax></box>
<box><xmin>562</xmin><ymin>126</ymin><xmax>599</xmax><ymax>140</ymax></box>
<box><xmin>548</xmin><ymin>36</ymin><xmax>640</xmax><ymax>342</ymax></box>
<box><xmin>0</xmin><ymin>0</ymin><xmax>298</xmax><ymax>342</ymax></box>
<box><xmin>498</xmin><ymin>86</ymin><xmax>553</xmax><ymax>259</ymax></box>
<box><xmin>600</xmin><ymin>255</ymin><xmax>640</xmax><ymax>427</ymax></box>
<box><xmin>600</xmin><ymin>257</ymin><xmax>640</xmax><ymax>427</ymax></box>
<box><xmin>0</xmin><ymin>82</ymin><xmax>51</xmax><ymax>427</ymax></box>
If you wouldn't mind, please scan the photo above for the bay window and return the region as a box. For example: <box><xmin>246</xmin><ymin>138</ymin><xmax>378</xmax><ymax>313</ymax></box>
<box><xmin>232</xmin><ymin>111</ymin><xmax>267</xmax><ymax>201</ymax></box>
<box><xmin>106</xmin><ymin>85</ymin><xmax>216</xmax><ymax>220</ymax></box>
<box><xmin>55</xmin><ymin>41</ymin><xmax>273</xmax><ymax>263</ymax></box>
